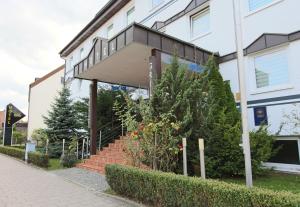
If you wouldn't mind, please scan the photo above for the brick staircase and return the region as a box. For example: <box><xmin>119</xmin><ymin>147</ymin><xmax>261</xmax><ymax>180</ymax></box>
<box><xmin>77</xmin><ymin>137</ymin><xmax>128</xmax><ymax>174</ymax></box>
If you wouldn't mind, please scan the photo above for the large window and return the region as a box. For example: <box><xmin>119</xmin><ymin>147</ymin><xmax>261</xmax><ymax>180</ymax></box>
<box><xmin>127</xmin><ymin>7</ymin><xmax>135</xmax><ymax>25</ymax></box>
<box><xmin>248</xmin><ymin>0</ymin><xmax>274</xmax><ymax>11</ymax></box>
<box><xmin>107</xmin><ymin>24</ymin><xmax>114</xmax><ymax>39</ymax></box>
<box><xmin>254</xmin><ymin>50</ymin><xmax>289</xmax><ymax>89</ymax></box>
<box><xmin>161</xmin><ymin>53</ymin><xmax>205</xmax><ymax>73</ymax></box>
<box><xmin>152</xmin><ymin>0</ymin><xmax>163</xmax><ymax>8</ymax></box>
<box><xmin>191</xmin><ymin>9</ymin><xmax>210</xmax><ymax>38</ymax></box>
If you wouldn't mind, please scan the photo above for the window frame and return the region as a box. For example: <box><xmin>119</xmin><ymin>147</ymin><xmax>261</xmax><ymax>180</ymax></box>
<box><xmin>246</xmin><ymin>0</ymin><xmax>284</xmax><ymax>16</ymax></box>
<box><xmin>107</xmin><ymin>24</ymin><xmax>114</xmax><ymax>39</ymax></box>
<box><xmin>151</xmin><ymin>0</ymin><xmax>164</xmax><ymax>10</ymax></box>
<box><xmin>249</xmin><ymin>46</ymin><xmax>292</xmax><ymax>94</ymax></box>
<box><xmin>126</xmin><ymin>7</ymin><xmax>135</xmax><ymax>26</ymax></box>
<box><xmin>190</xmin><ymin>8</ymin><xmax>210</xmax><ymax>40</ymax></box>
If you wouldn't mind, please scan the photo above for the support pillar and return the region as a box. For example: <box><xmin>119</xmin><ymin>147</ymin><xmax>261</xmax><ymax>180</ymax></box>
<box><xmin>149</xmin><ymin>49</ymin><xmax>161</xmax><ymax>97</ymax></box>
<box><xmin>90</xmin><ymin>80</ymin><xmax>97</xmax><ymax>155</ymax></box>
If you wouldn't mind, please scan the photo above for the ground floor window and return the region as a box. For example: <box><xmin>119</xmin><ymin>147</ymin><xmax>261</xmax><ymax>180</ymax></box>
<box><xmin>269</xmin><ymin>139</ymin><xmax>300</xmax><ymax>165</ymax></box>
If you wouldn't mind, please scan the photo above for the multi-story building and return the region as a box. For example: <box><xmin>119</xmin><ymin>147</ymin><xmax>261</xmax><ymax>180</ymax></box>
<box><xmin>27</xmin><ymin>65</ymin><xmax>64</xmax><ymax>139</ymax></box>
<box><xmin>59</xmin><ymin>0</ymin><xmax>300</xmax><ymax>172</ymax></box>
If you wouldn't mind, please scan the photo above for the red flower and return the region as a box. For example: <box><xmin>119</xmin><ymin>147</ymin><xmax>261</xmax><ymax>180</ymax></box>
<box><xmin>178</xmin><ymin>143</ymin><xmax>183</xmax><ymax>151</ymax></box>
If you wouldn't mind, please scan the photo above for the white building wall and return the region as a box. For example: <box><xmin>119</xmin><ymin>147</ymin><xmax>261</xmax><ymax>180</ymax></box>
<box><xmin>27</xmin><ymin>69</ymin><xmax>64</xmax><ymax>139</ymax></box>
<box><xmin>64</xmin><ymin>0</ymin><xmax>300</xmax><ymax>135</ymax></box>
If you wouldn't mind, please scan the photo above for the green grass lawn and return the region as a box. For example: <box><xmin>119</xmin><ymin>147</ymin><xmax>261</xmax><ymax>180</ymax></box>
<box><xmin>47</xmin><ymin>159</ymin><xmax>65</xmax><ymax>171</ymax></box>
<box><xmin>223</xmin><ymin>172</ymin><xmax>300</xmax><ymax>194</ymax></box>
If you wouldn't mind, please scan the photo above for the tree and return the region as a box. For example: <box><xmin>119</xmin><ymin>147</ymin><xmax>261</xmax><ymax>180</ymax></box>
<box><xmin>43</xmin><ymin>87</ymin><xmax>78</xmax><ymax>143</ymax></box>
<box><xmin>31</xmin><ymin>128</ymin><xmax>48</xmax><ymax>147</ymax></box>
<box><xmin>74</xmin><ymin>88</ymin><xmax>125</xmax><ymax>138</ymax></box>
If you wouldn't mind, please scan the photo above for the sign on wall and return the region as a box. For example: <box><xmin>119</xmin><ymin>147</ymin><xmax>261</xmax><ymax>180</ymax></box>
<box><xmin>254</xmin><ymin>106</ymin><xmax>268</xmax><ymax>126</ymax></box>
<box><xmin>3</xmin><ymin>103</ymin><xmax>25</xmax><ymax>146</ymax></box>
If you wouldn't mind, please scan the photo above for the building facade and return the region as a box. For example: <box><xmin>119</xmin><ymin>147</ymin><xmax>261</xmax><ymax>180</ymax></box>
<box><xmin>27</xmin><ymin>65</ymin><xmax>64</xmax><ymax>139</ymax></box>
<box><xmin>60</xmin><ymin>0</ymin><xmax>300</xmax><ymax>172</ymax></box>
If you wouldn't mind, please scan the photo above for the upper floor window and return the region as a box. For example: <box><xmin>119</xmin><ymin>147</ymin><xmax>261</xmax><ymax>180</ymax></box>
<box><xmin>127</xmin><ymin>7</ymin><xmax>135</xmax><ymax>25</ymax></box>
<box><xmin>152</xmin><ymin>0</ymin><xmax>163</xmax><ymax>8</ymax></box>
<box><xmin>191</xmin><ymin>9</ymin><xmax>210</xmax><ymax>38</ymax></box>
<box><xmin>80</xmin><ymin>48</ymin><xmax>84</xmax><ymax>59</ymax></box>
<box><xmin>248</xmin><ymin>0</ymin><xmax>274</xmax><ymax>11</ymax></box>
<box><xmin>254</xmin><ymin>50</ymin><xmax>289</xmax><ymax>89</ymax></box>
<box><xmin>107</xmin><ymin>24</ymin><xmax>114</xmax><ymax>39</ymax></box>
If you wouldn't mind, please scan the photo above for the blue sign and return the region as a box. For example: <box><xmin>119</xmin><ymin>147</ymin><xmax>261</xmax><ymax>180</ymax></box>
<box><xmin>111</xmin><ymin>85</ymin><xmax>127</xmax><ymax>91</ymax></box>
<box><xmin>254</xmin><ymin>107</ymin><xmax>268</xmax><ymax>126</ymax></box>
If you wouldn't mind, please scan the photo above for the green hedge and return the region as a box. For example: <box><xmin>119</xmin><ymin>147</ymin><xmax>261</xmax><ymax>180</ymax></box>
<box><xmin>106</xmin><ymin>164</ymin><xmax>300</xmax><ymax>207</ymax></box>
<box><xmin>0</xmin><ymin>146</ymin><xmax>49</xmax><ymax>168</ymax></box>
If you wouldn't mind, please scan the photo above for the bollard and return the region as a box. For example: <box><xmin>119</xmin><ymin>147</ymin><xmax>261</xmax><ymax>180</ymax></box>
<box><xmin>198</xmin><ymin>139</ymin><xmax>206</xmax><ymax>179</ymax></box>
<box><xmin>76</xmin><ymin>141</ymin><xmax>79</xmax><ymax>159</ymax></box>
<box><xmin>45</xmin><ymin>139</ymin><xmax>49</xmax><ymax>155</ymax></box>
<box><xmin>82</xmin><ymin>139</ymin><xmax>85</xmax><ymax>159</ymax></box>
<box><xmin>62</xmin><ymin>139</ymin><xmax>65</xmax><ymax>156</ymax></box>
<box><xmin>182</xmin><ymin>138</ymin><xmax>187</xmax><ymax>176</ymax></box>
<box><xmin>98</xmin><ymin>131</ymin><xmax>102</xmax><ymax>151</ymax></box>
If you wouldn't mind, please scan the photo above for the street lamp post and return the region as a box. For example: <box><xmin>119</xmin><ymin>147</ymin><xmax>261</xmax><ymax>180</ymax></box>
<box><xmin>232</xmin><ymin>0</ymin><xmax>253</xmax><ymax>187</ymax></box>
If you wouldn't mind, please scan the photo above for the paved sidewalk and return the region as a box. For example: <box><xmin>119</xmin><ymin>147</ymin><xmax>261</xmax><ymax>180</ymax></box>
<box><xmin>0</xmin><ymin>154</ymin><xmax>137</xmax><ymax>207</ymax></box>
<box><xmin>52</xmin><ymin>168</ymin><xmax>109</xmax><ymax>192</ymax></box>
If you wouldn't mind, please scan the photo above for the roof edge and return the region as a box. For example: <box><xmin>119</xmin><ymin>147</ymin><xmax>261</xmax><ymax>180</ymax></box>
<box><xmin>29</xmin><ymin>65</ymin><xmax>65</xmax><ymax>89</ymax></box>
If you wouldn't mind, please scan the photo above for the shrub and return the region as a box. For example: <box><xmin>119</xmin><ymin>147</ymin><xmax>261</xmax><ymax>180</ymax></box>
<box><xmin>60</xmin><ymin>152</ymin><xmax>77</xmax><ymax>168</ymax></box>
<box><xmin>106</xmin><ymin>164</ymin><xmax>300</xmax><ymax>207</ymax></box>
<box><xmin>0</xmin><ymin>145</ymin><xmax>24</xmax><ymax>159</ymax></box>
<box><xmin>0</xmin><ymin>146</ymin><xmax>49</xmax><ymax>168</ymax></box>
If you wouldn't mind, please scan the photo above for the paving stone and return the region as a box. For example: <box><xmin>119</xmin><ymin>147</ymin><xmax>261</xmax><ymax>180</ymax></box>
<box><xmin>0</xmin><ymin>154</ymin><xmax>138</xmax><ymax>207</ymax></box>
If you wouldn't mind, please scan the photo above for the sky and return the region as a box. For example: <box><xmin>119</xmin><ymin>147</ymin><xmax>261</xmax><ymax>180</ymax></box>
<box><xmin>0</xmin><ymin>0</ymin><xmax>109</xmax><ymax>118</ymax></box>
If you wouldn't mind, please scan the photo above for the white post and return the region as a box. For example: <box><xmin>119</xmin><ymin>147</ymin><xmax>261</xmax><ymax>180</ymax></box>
<box><xmin>198</xmin><ymin>139</ymin><xmax>206</xmax><ymax>179</ymax></box>
<box><xmin>76</xmin><ymin>141</ymin><xmax>79</xmax><ymax>159</ymax></box>
<box><xmin>121</xmin><ymin>120</ymin><xmax>124</xmax><ymax>137</ymax></box>
<box><xmin>82</xmin><ymin>139</ymin><xmax>85</xmax><ymax>159</ymax></box>
<box><xmin>233</xmin><ymin>0</ymin><xmax>253</xmax><ymax>187</ymax></box>
<box><xmin>25</xmin><ymin>142</ymin><xmax>28</xmax><ymax>164</ymax></box>
<box><xmin>86</xmin><ymin>138</ymin><xmax>89</xmax><ymax>156</ymax></box>
<box><xmin>98</xmin><ymin>131</ymin><xmax>102</xmax><ymax>151</ymax></box>
<box><xmin>45</xmin><ymin>139</ymin><xmax>49</xmax><ymax>155</ymax></box>
<box><xmin>182</xmin><ymin>138</ymin><xmax>188</xmax><ymax>176</ymax></box>
<box><xmin>62</xmin><ymin>139</ymin><xmax>65</xmax><ymax>156</ymax></box>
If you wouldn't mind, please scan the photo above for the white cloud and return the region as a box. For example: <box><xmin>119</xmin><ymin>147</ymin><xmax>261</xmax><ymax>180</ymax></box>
<box><xmin>0</xmin><ymin>0</ymin><xmax>109</xmax><ymax>117</ymax></box>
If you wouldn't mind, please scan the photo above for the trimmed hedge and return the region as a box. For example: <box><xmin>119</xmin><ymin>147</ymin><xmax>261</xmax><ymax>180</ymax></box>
<box><xmin>0</xmin><ymin>146</ymin><xmax>49</xmax><ymax>168</ymax></box>
<box><xmin>106</xmin><ymin>164</ymin><xmax>300</xmax><ymax>207</ymax></box>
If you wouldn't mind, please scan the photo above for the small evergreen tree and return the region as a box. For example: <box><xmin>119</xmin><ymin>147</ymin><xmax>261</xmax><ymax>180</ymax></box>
<box><xmin>43</xmin><ymin>87</ymin><xmax>78</xmax><ymax>143</ymax></box>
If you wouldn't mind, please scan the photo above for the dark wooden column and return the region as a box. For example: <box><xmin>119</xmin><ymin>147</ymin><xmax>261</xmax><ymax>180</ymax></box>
<box><xmin>90</xmin><ymin>80</ymin><xmax>97</xmax><ymax>155</ymax></box>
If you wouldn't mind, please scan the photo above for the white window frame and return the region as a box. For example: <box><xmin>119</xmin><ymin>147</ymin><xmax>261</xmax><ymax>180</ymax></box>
<box><xmin>246</xmin><ymin>0</ymin><xmax>284</xmax><ymax>16</ymax></box>
<box><xmin>107</xmin><ymin>24</ymin><xmax>114</xmax><ymax>39</ymax></box>
<box><xmin>249</xmin><ymin>46</ymin><xmax>292</xmax><ymax>95</ymax></box>
<box><xmin>190</xmin><ymin>8</ymin><xmax>210</xmax><ymax>40</ymax></box>
<box><xmin>126</xmin><ymin>7</ymin><xmax>135</xmax><ymax>25</ymax></box>
<box><xmin>151</xmin><ymin>0</ymin><xmax>164</xmax><ymax>10</ymax></box>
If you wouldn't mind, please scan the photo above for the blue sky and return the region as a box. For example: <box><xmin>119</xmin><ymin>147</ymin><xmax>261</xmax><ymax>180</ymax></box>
<box><xmin>0</xmin><ymin>0</ymin><xmax>109</xmax><ymax>119</ymax></box>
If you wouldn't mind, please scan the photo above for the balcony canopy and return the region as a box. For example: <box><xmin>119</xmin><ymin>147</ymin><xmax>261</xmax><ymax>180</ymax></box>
<box><xmin>74</xmin><ymin>23</ymin><xmax>215</xmax><ymax>88</ymax></box>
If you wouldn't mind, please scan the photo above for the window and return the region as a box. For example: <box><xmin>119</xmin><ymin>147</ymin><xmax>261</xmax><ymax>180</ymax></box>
<box><xmin>254</xmin><ymin>50</ymin><xmax>289</xmax><ymax>89</ymax></box>
<box><xmin>127</xmin><ymin>7</ymin><xmax>135</xmax><ymax>25</ymax></box>
<box><xmin>80</xmin><ymin>48</ymin><xmax>84</xmax><ymax>59</ymax></box>
<box><xmin>107</xmin><ymin>24</ymin><xmax>114</xmax><ymax>39</ymax></box>
<box><xmin>152</xmin><ymin>0</ymin><xmax>163</xmax><ymax>8</ymax></box>
<box><xmin>191</xmin><ymin>9</ymin><xmax>210</xmax><ymax>38</ymax></box>
<box><xmin>248</xmin><ymin>0</ymin><xmax>274</xmax><ymax>11</ymax></box>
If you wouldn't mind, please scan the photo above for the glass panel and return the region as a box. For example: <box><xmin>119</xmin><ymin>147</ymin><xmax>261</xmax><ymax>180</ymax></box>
<box><xmin>107</xmin><ymin>24</ymin><xmax>114</xmax><ymax>39</ymax></box>
<box><xmin>254</xmin><ymin>50</ymin><xmax>289</xmax><ymax>88</ymax></box>
<box><xmin>269</xmin><ymin>140</ymin><xmax>300</xmax><ymax>165</ymax></box>
<box><xmin>127</xmin><ymin>7</ymin><xmax>135</xmax><ymax>25</ymax></box>
<box><xmin>249</xmin><ymin>0</ymin><xmax>274</xmax><ymax>11</ymax></box>
<box><xmin>152</xmin><ymin>0</ymin><xmax>163</xmax><ymax>8</ymax></box>
<box><xmin>192</xmin><ymin>9</ymin><xmax>210</xmax><ymax>38</ymax></box>
<box><xmin>161</xmin><ymin>53</ymin><xmax>205</xmax><ymax>73</ymax></box>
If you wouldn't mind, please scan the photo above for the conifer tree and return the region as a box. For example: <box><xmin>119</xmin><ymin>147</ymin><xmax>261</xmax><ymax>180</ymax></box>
<box><xmin>202</xmin><ymin>56</ymin><xmax>243</xmax><ymax>177</ymax></box>
<box><xmin>43</xmin><ymin>87</ymin><xmax>78</xmax><ymax>143</ymax></box>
